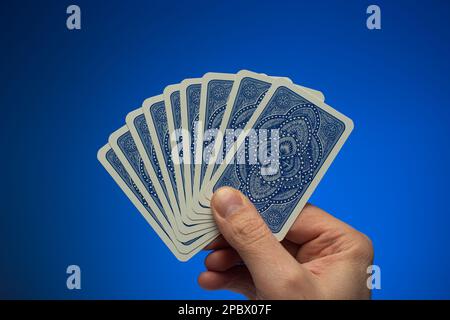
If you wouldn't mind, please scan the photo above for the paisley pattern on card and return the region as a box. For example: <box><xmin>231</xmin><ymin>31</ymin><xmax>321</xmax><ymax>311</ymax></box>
<box><xmin>116</xmin><ymin>131</ymin><xmax>170</xmax><ymax>224</ymax></box>
<box><xmin>170</xmin><ymin>92</ymin><xmax>182</xmax><ymax>157</ymax></box>
<box><xmin>148</xmin><ymin>101</ymin><xmax>180</xmax><ymax>205</ymax></box>
<box><xmin>133</xmin><ymin>114</ymin><xmax>173</xmax><ymax>205</ymax></box>
<box><xmin>169</xmin><ymin>91</ymin><xmax>186</xmax><ymax>186</ymax></box>
<box><xmin>214</xmin><ymin>86</ymin><xmax>346</xmax><ymax>233</ymax></box>
<box><xmin>186</xmin><ymin>84</ymin><xmax>201</xmax><ymax>183</ymax></box>
<box><xmin>106</xmin><ymin>148</ymin><xmax>169</xmax><ymax>236</ymax></box>
<box><xmin>210</xmin><ymin>77</ymin><xmax>271</xmax><ymax>179</ymax></box>
<box><xmin>200</xmin><ymin>80</ymin><xmax>234</xmax><ymax>182</ymax></box>
<box><xmin>106</xmin><ymin>147</ymin><xmax>203</xmax><ymax>246</ymax></box>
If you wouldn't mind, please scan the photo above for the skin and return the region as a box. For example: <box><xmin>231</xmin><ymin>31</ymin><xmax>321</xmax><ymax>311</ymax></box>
<box><xmin>198</xmin><ymin>187</ymin><xmax>374</xmax><ymax>300</ymax></box>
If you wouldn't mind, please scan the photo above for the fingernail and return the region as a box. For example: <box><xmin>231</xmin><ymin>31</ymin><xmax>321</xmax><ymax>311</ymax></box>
<box><xmin>212</xmin><ymin>187</ymin><xmax>245</xmax><ymax>218</ymax></box>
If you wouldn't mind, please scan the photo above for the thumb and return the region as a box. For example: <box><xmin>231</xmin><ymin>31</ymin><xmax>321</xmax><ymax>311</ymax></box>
<box><xmin>211</xmin><ymin>187</ymin><xmax>300</xmax><ymax>286</ymax></box>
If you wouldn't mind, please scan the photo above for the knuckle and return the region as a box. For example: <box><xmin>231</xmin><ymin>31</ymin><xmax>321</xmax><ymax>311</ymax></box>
<box><xmin>350</xmin><ymin>231</ymin><xmax>374</xmax><ymax>262</ymax></box>
<box><xmin>280</xmin><ymin>269</ymin><xmax>305</xmax><ymax>289</ymax></box>
<box><xmin>228</xmin><ymin>211</ymin><xmax>269</xmax><ymax>246</ymax></box>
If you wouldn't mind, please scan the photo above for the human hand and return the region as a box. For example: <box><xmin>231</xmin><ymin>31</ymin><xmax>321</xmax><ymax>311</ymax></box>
<box><xmin>198</xmin><ymin>187</ymin><xmax>374</xmax><ymax>299</ymax></box>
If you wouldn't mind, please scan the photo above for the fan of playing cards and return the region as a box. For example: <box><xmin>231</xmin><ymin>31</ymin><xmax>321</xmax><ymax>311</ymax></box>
<box><xmin>97</xmin><ymin>70</ymin><xmax>353</xmax><ymax>261</ymax></box>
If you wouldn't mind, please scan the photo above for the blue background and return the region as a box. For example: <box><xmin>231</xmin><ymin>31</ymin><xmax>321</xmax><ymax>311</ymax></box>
<box><xmin>1</xmin><ymin>0</ymin><xmax>450</xmax><ymax>299</ymax></box>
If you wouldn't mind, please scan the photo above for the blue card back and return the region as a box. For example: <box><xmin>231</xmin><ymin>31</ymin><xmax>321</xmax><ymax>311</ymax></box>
<box><xmin>186</xmin><ymin>84</ymin><xmax>201</xmax><ymax>186</ymax></box>
<box><xmin>209</xmin><ymin>77</ymin><xmax>271</xmax><ymax>182</ymax></box>
<box><xmin>116</xmin><ymin>130</ymin><xmax>172</xmax><ymax>228</ymax></box>
<box><xmin>214</xmin><ymin>85</ymin><xmax>347</xmax><ymax>234</ymax></box>
<box><xmin>200</xmin><ymin>79</ymin><xmax>234</xmax><ymax>185</ymax></box>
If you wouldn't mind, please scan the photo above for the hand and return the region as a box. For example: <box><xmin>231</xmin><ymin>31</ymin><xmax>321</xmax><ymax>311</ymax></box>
<box><xmin>198</xmin><ymin>187</ymin><xmax>374</xmax><ymax>300</ymax></box>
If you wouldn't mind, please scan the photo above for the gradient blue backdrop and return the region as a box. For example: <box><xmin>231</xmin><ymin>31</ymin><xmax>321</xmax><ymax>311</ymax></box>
<box><xmin>1</xmin><ymin>0</ymin><xmax>450</xmax><ymax>299</ymax></box>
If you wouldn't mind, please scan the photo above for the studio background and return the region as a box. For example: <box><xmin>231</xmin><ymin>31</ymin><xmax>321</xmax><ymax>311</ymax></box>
<box><xmin>1</xmin><ymin>0</ymin><xmax>450</xmax><ymax>299</ymax></box>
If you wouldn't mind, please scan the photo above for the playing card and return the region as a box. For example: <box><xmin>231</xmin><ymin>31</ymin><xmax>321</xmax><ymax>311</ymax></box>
<box><xmin>109</xmin><ymin>125</ymin><xmax>215</xmax><ymax>241</ymax></box>
<box><xmin>142</xmin><ymin>95</ymin><xmax>215</xmax><ymax>232</ymax></box>
<box><xmin>192</xmin><ymin>73</ymin><xmax>236</xmax><ymax>215</ymax></box>
<box><xmin>202</xmin><ymin>74</ymin><xmax>353</xmax><ymax>239</ymax></box>
<box><xmin>164</xmin><ymin>84</ymin><xmax>214</xmax><ymax>222</ymax></box>
<box><xmin>98</xmin><ymin>70</ymin><xmax>352</xmax><ymax>261</ymax></box>
<box><xmin>194</xmin><ymin>71</ymin><xmax>326</xmax><ymax>212</ymax></box>
<box><xmin>97</xmin><ymin>144</ymin><xmax>219</xmax><ymax>261</ymax></box>
<box><xmin>179</xmin><ymin>78</ymin><xmax>214</xmax><ymax>221</ymax></box>
<box><xmin>125</xmin><ymin>107</ymin><xmax>216</xmax><ymax>234</ymax></box>
<box><xmin>163</xmin><ymin>86</ymin><xmax>187</xmax><ymax>216</ymax></box>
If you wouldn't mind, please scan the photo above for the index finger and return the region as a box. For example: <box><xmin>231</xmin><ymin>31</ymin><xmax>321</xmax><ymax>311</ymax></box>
<box><xmin>285</xmin><ymin>203</ymin><xmax>358</xmax><ymax>245</ymax></box>
<box><xmin>202</xmin><ymin>235</ymin><xmax>230</xmax><ymax>251</ymax></box>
